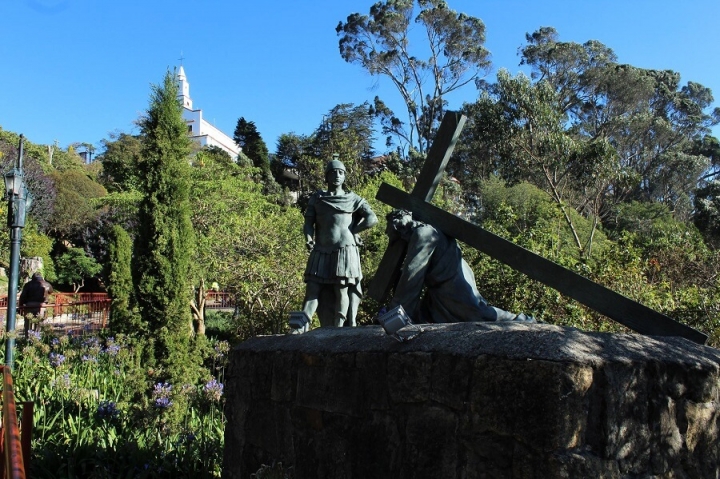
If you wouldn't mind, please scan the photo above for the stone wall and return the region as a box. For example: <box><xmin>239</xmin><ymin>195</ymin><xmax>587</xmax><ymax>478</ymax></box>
<box><xmin>222</xmin><ymin>322</ymin><xmax>720</xmax><ymax>479</ymax></box>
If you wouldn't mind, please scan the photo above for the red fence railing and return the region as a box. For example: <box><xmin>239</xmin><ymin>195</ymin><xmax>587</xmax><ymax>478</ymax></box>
<box><xmin>0</xmin><ymin>291</ymin><xmax>233</xmax><ymax>333</ymax></box>
<box><xmin>204</xmin><ymin>291</ymin><xmax>235</xmax><ymax>310</ymax></box>
<box><xmin>0</xmin><ymin>293</ymin><xmax>111</xmax><ymax>332</ymax></box>
<box><xmin>43</xmin><ymin>293</ymin><xmax>111</xmax><ymax>329</ymax></box>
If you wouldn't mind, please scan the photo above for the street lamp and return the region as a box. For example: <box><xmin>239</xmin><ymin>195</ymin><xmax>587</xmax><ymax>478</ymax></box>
<box><xmin>4</xmin><ymin>135</ymin><xmax>32</xmax><ymax>368</ymax></box>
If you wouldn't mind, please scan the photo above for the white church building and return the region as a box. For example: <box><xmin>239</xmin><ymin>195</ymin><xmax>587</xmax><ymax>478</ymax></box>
<box><xmin>176</xmin><ymin>66</ymin><xmax>240</xmax><ymax>160</ymax></box>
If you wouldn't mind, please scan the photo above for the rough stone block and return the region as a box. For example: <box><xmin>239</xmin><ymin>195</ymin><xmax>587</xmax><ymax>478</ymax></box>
<box><xmin>222</xmin><ymin>322</ymin><xmax>720</xmax><ymax>479</ymax></box>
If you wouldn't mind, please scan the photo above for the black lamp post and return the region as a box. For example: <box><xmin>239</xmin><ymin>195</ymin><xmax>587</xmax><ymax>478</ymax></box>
<box><xmin>4</xmin><ymin>135</ymin><xmax>32</xmax><ymax>368</ymax></box>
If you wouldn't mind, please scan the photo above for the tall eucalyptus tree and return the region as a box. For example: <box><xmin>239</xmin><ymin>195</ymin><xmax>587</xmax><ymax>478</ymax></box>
<box><xmin>337</xmin><ymin>0</ymin><xmax>490</xmax><ymax>156</ymax></box>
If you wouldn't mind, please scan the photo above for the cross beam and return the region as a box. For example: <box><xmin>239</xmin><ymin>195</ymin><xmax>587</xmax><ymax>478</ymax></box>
<box><xmin>369</xmin><ymin>112</ymin><xmax>708</xmax><ymax>344</ymax></box>
<box><xmin>376</xmin><ymin>183</ymin><xmax>707</xmax><ymax>344</ymax></box>
<box><xmin>367</xmin><ymin>112</ymin><xmax>466</xmax><ymax>302</ymax></box>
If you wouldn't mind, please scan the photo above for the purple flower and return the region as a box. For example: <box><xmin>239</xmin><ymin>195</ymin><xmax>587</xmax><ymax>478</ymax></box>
<box><xmin>49</xmin><ymin>352</ymin><xmax>65</xmax><ymax>367</ymax></box>
<box><xmin>178</xmin><ymin>432</ymin><xmax>196</xmax><ymax>444</ymax></box>
<box><xmin>155</xmin><ymin>397</ymin><xmax>172</xmax><ymax>409</ymax></box>
<box><xmin>82</xmin><ymin>354</ymin><xmax>97</xmax><ymax>363</ymax></box>
<box><xmin>50</xmin><ymin>374</ymin><xmax>71</xmax><ymax>389</ymax></box>
<box><xmin>82</xmin><ymin>336</ymin><xmax>101</xmax><ymax>354</ymax></box>
<box><xmin>203</xmin><ymin>379</ymin><xmax>224</xmax><ymax>402</ymax></box>
<box><xmin>152</xmin><ymin>382</ymin><xmax>173</xmax><ymax>409</ymax></box>
<box><xmin>153</xmin><ymin>382</ymin><xmax>172</xmax><ymax>395</ymax></box>
<box><xmin>97</xmin><ymin>400</ymin><xmax>119</xmax><ymax>420</ymax></box>
<box><xmin>27</xmin><ymin>330</ymin><xmax>42</xmax><ymax>343</ymax></box>
<box><xmin>214</xmin><ymin>341</ymin><xmax>230</xmax><ymax>359</ymax></box>
<box><xmin>103</xmin><ymin>344</ymin><xmax>121</xmax><ymax>356</ymax></box>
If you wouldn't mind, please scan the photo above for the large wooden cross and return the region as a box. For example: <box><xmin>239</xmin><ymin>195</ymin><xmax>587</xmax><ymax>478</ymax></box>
<box><xmin>368</xmin><ymin>112</ymin><xmax>708</xmax><ymax>345</ymax></box>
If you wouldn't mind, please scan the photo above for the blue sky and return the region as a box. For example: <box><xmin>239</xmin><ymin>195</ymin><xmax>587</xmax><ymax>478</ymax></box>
<box><xmin>1</xmin><ymin>0</ymin><xmax>718</xmax><ymax>155</ymax></box>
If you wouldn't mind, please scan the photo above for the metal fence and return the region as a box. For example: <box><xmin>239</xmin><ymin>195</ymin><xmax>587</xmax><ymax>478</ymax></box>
<box><xmin>0</xmin><ymin>291</ymin><xmax>234</xmax><ymax>333</ymax></box>
<box><xmin>204</xmin><ymin>291</ymin><xmax>235</xmax><ymax>310</ymax></box>
<box><xmin>0</xmin><ymin>293</ymin><xmax>111</xmax><ymax>333</ymax></box>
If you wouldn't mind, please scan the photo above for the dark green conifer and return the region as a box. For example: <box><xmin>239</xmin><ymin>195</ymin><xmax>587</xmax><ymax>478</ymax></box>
<box><xmin>134</xmin><ymin>70</ymin><xmax>199</xmax><ymax>383</ymax></box>
<box><xmin>108</xmin><ymin>224</ymin><xmax>141</xmax><ymax>335</ymax></box>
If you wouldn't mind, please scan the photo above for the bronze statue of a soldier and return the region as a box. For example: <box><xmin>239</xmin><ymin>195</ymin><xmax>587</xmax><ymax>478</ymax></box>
<box><xmin>292</xmin><ymin>158</ymin><xmax>377</xmax><ymax>332</ymax></box>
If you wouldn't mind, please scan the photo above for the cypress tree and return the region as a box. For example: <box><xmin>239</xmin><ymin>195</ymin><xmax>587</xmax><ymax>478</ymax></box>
<box><xmin>107</xmin><ymin>224</ymin><xmax>141</xmax><ymax>335</ymax></box>
<box><xmin>134</xmin><ymin>70</ymin><xmax>199</xmax><ymax>383</ymax></box>
<box><xmin>233</xmin><ymin>117</ymin><xmax>271</xmax><ymax>178</ymax></box>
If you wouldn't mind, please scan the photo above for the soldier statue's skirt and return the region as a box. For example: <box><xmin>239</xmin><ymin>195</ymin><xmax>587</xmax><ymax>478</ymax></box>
<box><xmin>304</xmin><ymin>244</ymin><xmax>361</xmax><ymax>285</ymax></box>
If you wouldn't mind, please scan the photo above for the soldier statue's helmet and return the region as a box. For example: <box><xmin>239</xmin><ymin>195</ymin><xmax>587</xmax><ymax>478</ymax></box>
<box><xmin>325</xmin><ymin>159</ymin><xmax>346</xmax><ymax>174</ymax></box>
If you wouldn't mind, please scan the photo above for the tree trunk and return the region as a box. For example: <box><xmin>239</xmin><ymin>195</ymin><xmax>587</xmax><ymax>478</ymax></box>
<box><xmin>190</xmin><ymin>279</ymin><xmax>207</xmax><ymax>336</ymax></box>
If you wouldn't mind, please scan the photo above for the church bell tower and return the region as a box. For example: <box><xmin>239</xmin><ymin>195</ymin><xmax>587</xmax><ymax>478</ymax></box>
<box><xmin>176</xmin><ymin>65</ymin><xmax>193</xmax><ymax>110</ymax></box>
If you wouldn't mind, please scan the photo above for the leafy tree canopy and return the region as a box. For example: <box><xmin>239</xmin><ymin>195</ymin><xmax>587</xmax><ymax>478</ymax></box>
<box><xmin>97</xmin><ymin>132</ymin><xmax>143</xmax><ymax>192</ymax></box>
<box><xmin>48</xmin><ymin>169</ymin><xmax>107</xmax><ymax>242</ymax></box>
<box><xmin>55</xmin><ymin>246</ymin><xmax>102</xmax><ymax>293</ymax></box>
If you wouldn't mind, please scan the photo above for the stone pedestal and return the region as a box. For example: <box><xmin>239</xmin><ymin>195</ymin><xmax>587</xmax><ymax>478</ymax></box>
<box><xmin>222</xmin><ymin>322</ymin><xmax>720</xmax><ymax>479</ymax></box>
